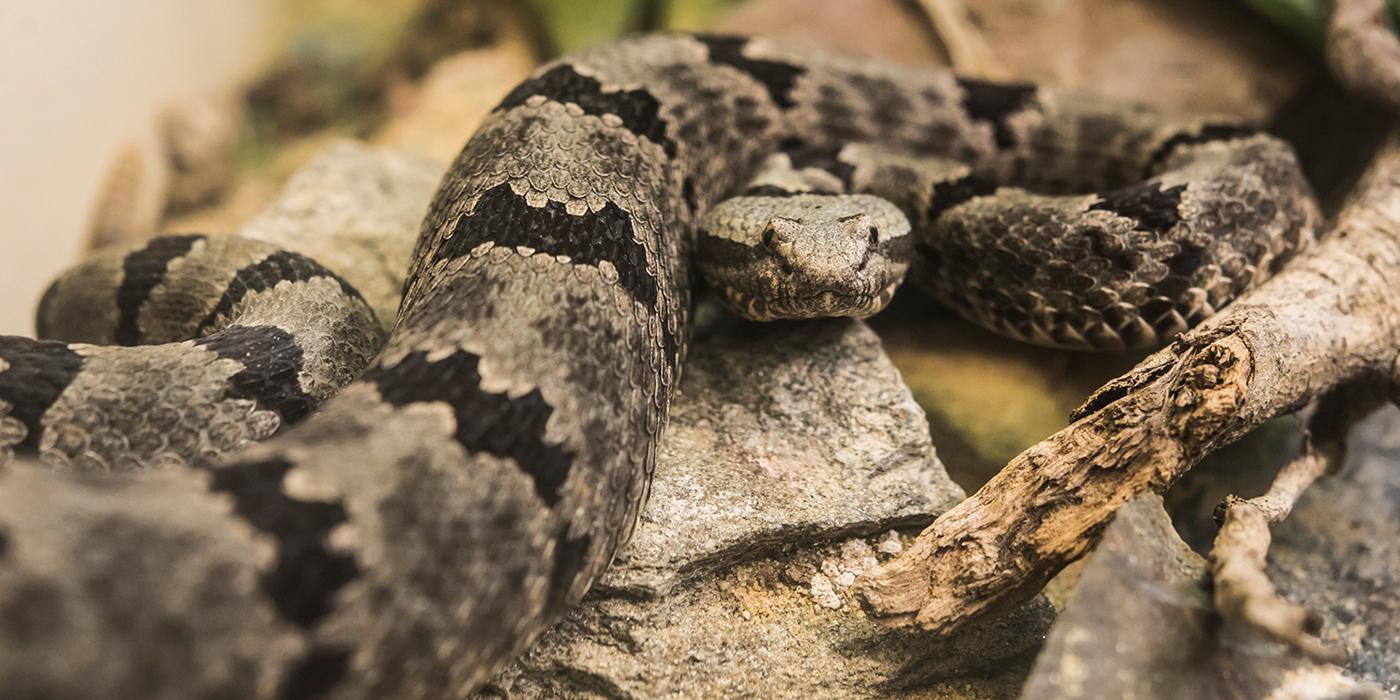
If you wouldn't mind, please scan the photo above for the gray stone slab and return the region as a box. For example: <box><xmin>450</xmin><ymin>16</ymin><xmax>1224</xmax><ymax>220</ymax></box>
<box><xmin>485</xmin><ymin>318</ymin><xmax>1054</xmax><ymax>698</ymax></box>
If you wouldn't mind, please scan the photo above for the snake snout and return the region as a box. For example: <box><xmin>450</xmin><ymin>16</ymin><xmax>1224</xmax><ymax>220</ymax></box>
<box><xmin>764</xmin><ymin>214</ymin><xmax>876</xmax><ymax>282</ymax></box>
<box><xmin>840</xmin><ymin>213</ymin><xmax>879</xmax><ymax>272</ymax></box>
<box><xmin>761</xmin><ymin>217</ymin><xmax>802</xmax><ymax>275</ymax></box>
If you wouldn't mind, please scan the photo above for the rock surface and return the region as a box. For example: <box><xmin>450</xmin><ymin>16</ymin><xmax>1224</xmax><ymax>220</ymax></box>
<box><xmin>1269</xmin><ymin>407</ymin><xmax>1400</xmax><ymax>694</ymax></box>
<box><xmin>1023</xmin><ymin>495</ymin><xmax>1382</xmax><ymax>699</ymax></box>
<box><xmin>237</xmin><ymin>140</ymin><xmax>445</xmax><ymax>328</ymax></box>
<box><xmin>483</xmin><ymin>316</ymin><xmax>1055</xmax><ymax>698</ymax></box>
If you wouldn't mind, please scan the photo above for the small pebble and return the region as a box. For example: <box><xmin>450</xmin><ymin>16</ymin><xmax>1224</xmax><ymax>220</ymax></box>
<box><xmin>878</xmin><ymin>530</ymin><xmax>904</xmax><ymax>556</ymax></box>
<box><xmin>809</xmin><ymin>573</ymin><xmax>843</xmax><ymax>609</ymax></box>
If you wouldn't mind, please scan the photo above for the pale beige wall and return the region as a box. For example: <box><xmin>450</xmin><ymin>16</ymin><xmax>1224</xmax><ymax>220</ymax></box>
<box><xmin>0</xmin><ymin>0</ymin><xmax>276</xmax><ymax>334</ymax></box>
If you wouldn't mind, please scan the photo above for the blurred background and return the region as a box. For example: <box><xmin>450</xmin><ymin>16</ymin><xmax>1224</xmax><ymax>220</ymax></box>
<box><xmin>1</xmin><ymin>0</ymin><xmax>276</xmax><ymax>336</ymax></box>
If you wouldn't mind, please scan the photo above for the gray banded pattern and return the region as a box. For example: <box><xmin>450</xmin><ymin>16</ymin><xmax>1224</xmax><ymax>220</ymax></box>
<box><xmin>3</xmin><ymin>234</ymin><xmax>382</xmax><ymax>471</ymax></box>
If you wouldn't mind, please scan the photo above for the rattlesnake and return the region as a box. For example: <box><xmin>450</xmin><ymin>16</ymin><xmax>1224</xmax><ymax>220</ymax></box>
<box><xmin>0</xmin><ymin>34</ymin><xmax>1317</xmax><ymax>698</ymax></box>
<box><xmin>700</xmin><ymin>135</ymin><xmax>1314</xmax><ymax>349</ymax></box>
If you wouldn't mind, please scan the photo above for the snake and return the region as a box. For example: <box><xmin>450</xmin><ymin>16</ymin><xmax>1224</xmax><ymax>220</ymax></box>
<box><xmin>701</xmin><ymin>130</ymin><xmax>1317</xmax><ymax>346</ymax></box>
<box><xmin>0</xmin><ymin>33</ymin><xmax>1318</xmax><ymax>698</ymax></box>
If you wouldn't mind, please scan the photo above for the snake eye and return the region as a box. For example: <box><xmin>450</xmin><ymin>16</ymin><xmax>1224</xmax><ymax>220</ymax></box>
<box><xmin>761</xmin><ymin>227</ymin><xmax>776</xmax><ymax>247</ymax></box>
<box><xmin>869</xmin><ymin>226</ymin><xmax>880</xmax><ymax>245</ymax></box>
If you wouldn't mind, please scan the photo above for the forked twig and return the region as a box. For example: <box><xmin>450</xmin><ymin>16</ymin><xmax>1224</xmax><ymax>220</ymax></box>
<box><xmin>1209</xmin><ymin>387</ymin><xmax>1383</xmax><ymax>664</ymax></box>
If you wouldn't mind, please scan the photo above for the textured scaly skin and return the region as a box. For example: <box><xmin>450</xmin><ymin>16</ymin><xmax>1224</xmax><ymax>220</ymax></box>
<box><xmin>0</xmin><ymin>34</ymin><xmax>1318</xmax><ymax>698</ymax></box>
<box><xmin>700</xmin><ymin>134</ymin><xmax>1318</xmax><ymax>348</ymax></box>
<box><xmin>2</xmin><ymin>234</ymin><xmax>381</xmax><ymax>470</ymax></box>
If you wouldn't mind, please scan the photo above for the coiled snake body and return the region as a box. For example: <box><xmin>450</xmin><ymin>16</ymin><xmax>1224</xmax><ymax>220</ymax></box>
<box><xmin>0</xmin><ymin>34</ymin><xmax>1317</xmax><ymax>697</ymax></box>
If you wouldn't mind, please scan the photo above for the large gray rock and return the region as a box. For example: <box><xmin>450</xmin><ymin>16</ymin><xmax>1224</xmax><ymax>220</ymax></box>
<box><xmin>1269</xmin><ymin>407</ymin><xmax>1400</xmax><ymax>694</ymax></box>
<box><xmin>608</xmin><ymin>315</ymin><xmax>964</xmax><ymax>595</ymax></box>
<box><xmin>1067</xmin><ymin>406</ymin><xmax>1400</xmax><ymax>696</ymax></box>
<box><xmin>1023</xmin><ymin>495</ymin><xmax>1382</xmax><ymax>700</ymax></box>
<box><xmin>237</xmin><ymin>141</ymin><xmax>444</xmax><ymax>328</ymax></box>
<box><xmin>485</xmin><ymin>317</ymin><xmax>1053</xmax><ymax>698</ymax></box>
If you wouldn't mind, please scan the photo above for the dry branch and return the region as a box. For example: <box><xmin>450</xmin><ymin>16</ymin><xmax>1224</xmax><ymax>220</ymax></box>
<box><xmin>1329</xmin><ymin>0</ymin><xmax>1400</xmax><ymax>110</ymax></box>
<box><xmin>1208</xmin><ymin>387</ymin><xmax>1383</xmax><ymax>664</ymax></box>
<box><xmin>1210</xmin><ymin>451</ymin><xmax>1341</xmax><ymax>662</ymax></box>
<box><xmin>856</xmin><ymin>127</ymin><xmax>1400</xmax><ymax>634</ymax></box>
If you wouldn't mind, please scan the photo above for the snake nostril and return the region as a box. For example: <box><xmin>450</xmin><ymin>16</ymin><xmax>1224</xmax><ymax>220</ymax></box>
<box><xmin>761</xmin><ymin>225</ymin><xmax>798</xmax><ymax>274</ymax></box>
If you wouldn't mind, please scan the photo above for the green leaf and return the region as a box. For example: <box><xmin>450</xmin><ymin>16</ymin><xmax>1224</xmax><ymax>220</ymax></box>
<box><xmin>524</xmin><ymin>0</ymin><xmax>646</xmax><ymax>54</ymax></box>
<box><xmin>1238</xmin><ymin>0</ymin><xmax>1400</xmax><ymax>52</ymax></box>
<box><xmin>662</xmin><ymin>0</ymin><xmax>745</xmax><ymax>31</ymax></box>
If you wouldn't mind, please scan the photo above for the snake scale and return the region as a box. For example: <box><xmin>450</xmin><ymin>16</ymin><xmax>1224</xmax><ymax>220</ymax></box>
<box><xmin>0</xmin><ymin>34</ymin><xmax>1316</xmax><ymax>698</ymax></box>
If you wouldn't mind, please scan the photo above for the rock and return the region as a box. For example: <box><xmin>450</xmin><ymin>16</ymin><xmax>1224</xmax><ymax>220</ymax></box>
<box><xmin>236</xmin><ymin>141</ymin><xmax>445</xmax><ymax>328</ymax></box>
<box><xmin>601</xmin><ymin>316</ymin><xmax>963</xmax><ymax>596</ymax></box>
<box><xmin>868</xmin><ymin>295</ymin><xmax>1138</xmax><ymax>488</ymax></box>
<box><xmin>876</xmin><ymin>530</ymin><xmax>903</xmax><ymax>556</ymax></box>
<box><xmin>484</xmin><ymin>317</ymin><xmax>1054</xmax><ymax>698</ymax></box>
<box><xmin>1091</xmin><ymin>405</ymin><xmax>1400</xmax><ymax>694</ymax></box>
<box><xmin>1268</xmin><ymin>406</ymin><xmax>1400</xmax><ymax>694</ymax></box>
<box><xmin>1023</xmin><ymin>495</ymin><xmax>1382</xmax><ymax>700</ymax></box>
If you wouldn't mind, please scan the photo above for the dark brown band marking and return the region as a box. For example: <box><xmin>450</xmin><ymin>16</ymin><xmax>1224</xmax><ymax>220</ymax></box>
<box><xmin>1146</xmin><ymin>124</ymin><xmax>1259</xmax><ymax>175</ymax></box>
<box><xmin>194</xmin><ymin>251</ymin><xmax>369</xmax><ymax>337</ymax></box>
<box><xmin>1088</xmin><ymin>183</ymin><xmax>1188</xmax><ymax>235</ymax></box>
<box><xmin>276</xmin><ymin>646</ymin><xmax>351</xmax><ymax>700</ymax></box>
<box><xmin>434</xmin><ymin>183</ymin><xmax>657</xmax><ymax>310</ymax></box>
<box><xmin>696</xmin><ymin>35</ymin><xmax>806</xmax><ymax>109</ymax></box>
<box><xmin>926</xmin><ymin>174</ymin><xmax>996</xmax><ymax>222</ymax></box>
<box><xmin>0</xmin><ymin>336</ymin><xmax>84</xmax><ymax>450</ymax></box>
<box><xmin>496</xmin><ymin>64</ymin><xmax>676</xmax><ymax>158</ymax></box>
<box><xmin>781</xmin><ymin>141</ymin><xmax>856</xmax><ymax>190</ymax></box>
<box><xmin>954</xmin><ymin>78</ymin><xmax>1037</xmax><ymax>149</ymax></box>
<box><xmin>206</xmin><ymin>457</ymin><xmax>359</xmax><ymax>628</ymax></box>
<box><xmin>114</xmin><ymin>234</ymin><xmax>207</xmax><ymax>346</ymax></box>
<box><xmin>194</xmin><ymin>325</ymin><xmax>317</xmax><ymax>424</ymax></box>
<box><xmin>365</xmin><ymin>349</ymin><xmax>575</xmax><ymax>507</ymax></box>
<box><xmin>549</xmin><ymin>530</ymin><xmax>592</xmax><ymax>609</ymax></box>
<box><xmin>741</xmin><ymin>184</ymin><xmax>806</xmax><ymax>197</ymax></box>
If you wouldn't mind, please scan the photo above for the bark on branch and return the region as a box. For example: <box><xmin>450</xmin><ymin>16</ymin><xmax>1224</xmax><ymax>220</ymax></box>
<box><xmin>1209</xmin><ymin>451</ymin><xmax>1342</xmax><ymax>663</ymax></box>
<box><xmin>1208</xmin><ymin>387</ymin><xmax>1383</xmax><ymax>664</ymax></box>
<box><xmin>856</xmin><ymin>127</ymin><xmax>1400</xmax><ymax>634</ymax></box>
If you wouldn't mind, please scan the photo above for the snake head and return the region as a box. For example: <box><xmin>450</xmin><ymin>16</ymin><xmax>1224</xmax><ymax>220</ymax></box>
<box><xmin>699</xmin><ymin>194</ymin><xmax>912</xmax><ymax>321</ymax></box>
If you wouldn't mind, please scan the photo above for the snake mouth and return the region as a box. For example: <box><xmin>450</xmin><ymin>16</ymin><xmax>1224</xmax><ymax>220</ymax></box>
<box><xmin>717</xmin><ymin>279</ymin><xmax>902</xmax><ymax>321</ymax></box>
